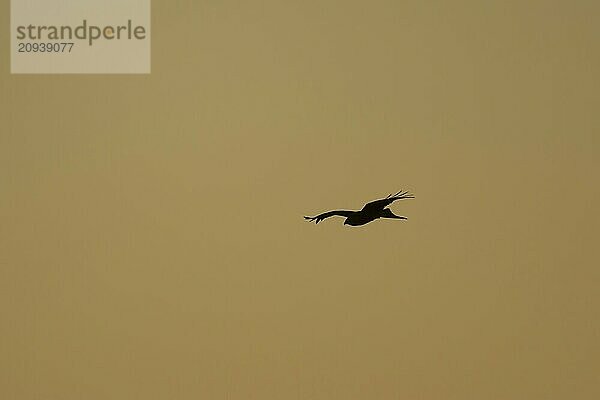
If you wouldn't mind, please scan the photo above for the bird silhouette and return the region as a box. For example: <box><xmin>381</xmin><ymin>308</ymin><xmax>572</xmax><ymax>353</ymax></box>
<box><xmin>304</xmin><ymin>190</ymin><xmax>414</xmax><ymax>226</ymax></box>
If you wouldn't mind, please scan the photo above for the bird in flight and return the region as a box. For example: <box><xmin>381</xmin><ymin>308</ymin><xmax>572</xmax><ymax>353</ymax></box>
<box><xmin>304</xmin><ymin>190</ymin><xmax>415</xmax><ymax>226</ymax></box>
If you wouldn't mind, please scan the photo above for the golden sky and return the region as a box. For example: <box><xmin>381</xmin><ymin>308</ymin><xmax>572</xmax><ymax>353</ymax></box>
<box><xmin>1</xmin><ymin>1</ymin><xmax>599</xmax><ymax>399</ymax></box>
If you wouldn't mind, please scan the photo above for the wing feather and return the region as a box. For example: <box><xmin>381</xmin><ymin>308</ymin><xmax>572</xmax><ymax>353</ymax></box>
<box><xmin>360</xmin><ymin>190</ymin><xmax>414</xmax><ymax>213</ymax></box>
<box><xmin>304</xmin><ymin>210</ymin><xmax>354</xmax><ymax>224</ymax></box>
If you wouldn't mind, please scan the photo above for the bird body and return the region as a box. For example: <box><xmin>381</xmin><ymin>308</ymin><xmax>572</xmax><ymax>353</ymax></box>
<box><xmin>304</xmin><ymin>191</ymin><xmax>414</xmax><ymax>226</ymax></box>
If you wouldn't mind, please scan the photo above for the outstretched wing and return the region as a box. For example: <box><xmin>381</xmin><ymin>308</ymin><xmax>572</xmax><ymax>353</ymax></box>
<box><xmin>304</xmin><ymin>210</ymin><xmax>354</xmax><ymax>224</ymax></box>
<box><xmin>360</xmin><ymin>190</ymin><xmax>414</xmax><ymax>213</ymax></box>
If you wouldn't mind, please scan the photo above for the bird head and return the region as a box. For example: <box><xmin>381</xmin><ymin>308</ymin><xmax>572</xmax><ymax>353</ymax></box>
<box><xmin>380</xmin><ymin>208</ymin><xmax>407</xmax><ymax>219</ymax></box>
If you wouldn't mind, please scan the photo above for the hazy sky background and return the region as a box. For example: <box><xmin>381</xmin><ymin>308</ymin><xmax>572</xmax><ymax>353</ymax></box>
<box><xmin>1</xmin><ymin>1</ymin><xmax>599</xmax><ymax>399</ymax></box>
